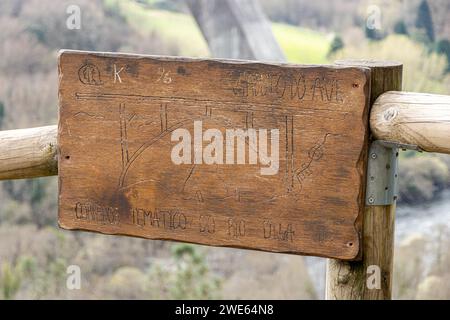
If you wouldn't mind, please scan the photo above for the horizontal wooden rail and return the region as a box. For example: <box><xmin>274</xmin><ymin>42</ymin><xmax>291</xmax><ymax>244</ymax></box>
<box><xmin>0</xmin><ymin>91</ymin><xmax>449</xmax><ymax>180</ymax></box>
<box><xmin>371</xmin><ymin>91</ymin><xmax>450</xmax><ymax>153</ymax></box>
<box><xmin>0</xmin><ymin>125</ymin><xmax>57</xmax><ymax>180</ymax></box>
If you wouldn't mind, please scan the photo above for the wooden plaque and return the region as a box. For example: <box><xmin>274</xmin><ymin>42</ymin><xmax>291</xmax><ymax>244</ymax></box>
<box><xmin>58</xmin><ymin>50</ymin><xmax>370</xmax><ymax>260</ymax></box>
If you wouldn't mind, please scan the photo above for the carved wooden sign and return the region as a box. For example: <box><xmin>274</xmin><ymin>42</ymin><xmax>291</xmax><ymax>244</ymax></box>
<box><xmin>58</xmin><ymin>50</ymin><xmax>370</xmax><ymax>260</ymax></box>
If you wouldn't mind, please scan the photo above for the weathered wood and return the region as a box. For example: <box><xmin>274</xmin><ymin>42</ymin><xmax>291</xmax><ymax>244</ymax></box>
<box><xmin>371</xmin><ymin>91</ymin><xmax>450</xmax><ymax>154</ymax></box>
<box><xmin>186</xmin><ymin>0</ymin><xmax>285</xmax><ymax>61</ymax></box>
<box><xmin>326</xmin><ymin>59</ymin><xmax>403</xmax><ymax>299</ymax></box>
<box><xmin>5</xmin><ymin>91</ymin><xmax>448</xmax><ymax>183</ymax></box>
<box><xmin>0</xmin><ymin>125</ymin><xmax>57</xmax><ymax>180</ymax></box>
<box><xmin>58</xmin><ymin>50</ymin><xmax>370</xmax><ymax>260</ymax></box>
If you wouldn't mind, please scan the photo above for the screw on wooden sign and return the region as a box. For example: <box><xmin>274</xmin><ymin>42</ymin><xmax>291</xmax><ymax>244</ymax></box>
<box><xmin>57</xmin><ymin>50</ymin><xmax>370</xmax><ymax>260</ymax></box>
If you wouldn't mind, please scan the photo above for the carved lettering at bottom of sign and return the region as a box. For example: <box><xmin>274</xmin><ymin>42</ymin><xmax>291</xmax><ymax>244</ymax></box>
<box><xmin>58</xmin><ymin>50</ymin><xmax>370</xmax><ymax>260</ymax></box>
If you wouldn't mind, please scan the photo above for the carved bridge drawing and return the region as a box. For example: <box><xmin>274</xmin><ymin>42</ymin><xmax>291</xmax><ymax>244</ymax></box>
<box><xmin>75</xmin><ymin>91</ymin><xmax>332</xmax><ymax>206</ymax></box>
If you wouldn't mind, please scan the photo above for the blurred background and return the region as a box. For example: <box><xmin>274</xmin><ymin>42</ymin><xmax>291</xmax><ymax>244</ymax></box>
<box><xmin>0</xmin><ymin>0</ymin><xmax>449</xmax><ymax>299</ymax></box>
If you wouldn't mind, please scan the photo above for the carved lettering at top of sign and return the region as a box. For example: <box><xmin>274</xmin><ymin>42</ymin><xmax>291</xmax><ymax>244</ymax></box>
<box><xmin>58</xmin><ymin>50</ymin><xmax>370</xmax><ymax>260</ymax></box>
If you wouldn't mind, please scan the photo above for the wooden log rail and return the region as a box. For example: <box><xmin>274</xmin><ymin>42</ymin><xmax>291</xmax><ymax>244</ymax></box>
<box><xmin>1</xmin><ymin>91</ymin><xmax>449</xmax><ymax>181</ymax></box>
<box><xmin>371</xmin><ymin>91</ymin><xmax>450</xmax><ymax>153</ymax></box>
<box><xmin>0</xmin><ymin>83</ymin><xmax>450</xmax><ymax>301</ymax></box>
<box><xmin>0</xmin><ymin>125</ymin><xmax>57</xmax><ymax>180</ymax></box>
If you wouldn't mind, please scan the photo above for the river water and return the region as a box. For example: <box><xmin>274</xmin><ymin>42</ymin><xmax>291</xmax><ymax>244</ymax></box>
<box><xmin>396</xmin><ymin>190</ymin><xmax>450</xmax><ymax>241</ymax></box>
<box><xmin>306</xmin><ymin>191</ymin><xmax>450</xmax><ymax>298</ymax></box>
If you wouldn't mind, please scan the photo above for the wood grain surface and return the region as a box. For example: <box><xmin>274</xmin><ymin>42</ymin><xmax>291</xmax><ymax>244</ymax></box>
<box><xmin>326</xmin><ymin>59</ymin><xmax>402</xmax><ymax>298</ymax></box>
<box><xmin>58</xmin><ymin>50</ymin><xmax>370</xmax><ymax>260</ymax></box>
<box><xmin>371</xmin><ymin>91</ymin><xmax>450</xmax><ymax>154</ymax></box>
<box><xmin>0</xmin><ymin>125</ymin><xmax>57</xmax><ymax>180</ymax></box>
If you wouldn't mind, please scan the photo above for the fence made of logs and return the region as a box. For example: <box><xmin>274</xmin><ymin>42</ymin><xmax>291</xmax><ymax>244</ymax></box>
<box><xmin>0</xmin><ymin>56</ymin><xmax>449</xmax><ymax>299</ymax></box>
<box><xmin>0</xmin><ymin>0</ymin><xmax>450</xmax><ymax>300</ymax></box>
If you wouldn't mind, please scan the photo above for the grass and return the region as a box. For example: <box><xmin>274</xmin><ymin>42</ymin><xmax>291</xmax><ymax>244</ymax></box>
<box><xmin>105</xmin><ymin>0</ymin><xmax>332</xmax><ymax>63</ymax></box>
<box><xmin>105</xmin><ymin>0</ymin><xmax>209</xmax><ymax>57</ymax></box>
<box><xmin>271</xmin><ymin>23</ymin><xmax>332</xmax><ymax>64</ymax></box>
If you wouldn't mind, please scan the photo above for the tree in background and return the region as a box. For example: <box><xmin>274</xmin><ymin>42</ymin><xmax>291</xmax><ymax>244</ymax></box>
<box><xmin>2</xmin><ymin>178</ymin><xmax>56</xmax><ymax>228</ymax></box>
<box><xmin>0</xmin><ymin>263</ymin><xmax>21</xmax><ymax>300</ymax></box>
<box><xmin>0</xmin><ymin>101</ymin><xmax>4</xmax><ymax>129</ymax></box>
<box><xmin>365</xmin><ymin>27</ymin><xmax>384</xmax><ymax>41</ymax></box>
<box><xmin>416</xmin><ymin>0</ymin><xmax>435</xmax><ymax>43</ymax></box>
<box><xmin>394</xmin><ymin>21</ymin><xmax>408</xmax><ymax>36</ymax></box>
<box><xmin>108</xmin><ymin>243</ymin><xmax>223</xmax><ymax>299</ymax></box>
<box><xmin>436</xmin><ymin>39</ymin><xmax>450</xmax><ymax>72</ymax></box>
<box><xmin>0</xmin><ymin>256</ymin><xmax>36</xmax><ymax>300</ymax></box>
<box><xmin>169</xmin><ymin>244</ymin><xmax>221</xmax><ymax>299</ymax></box>
<box><xmin>328</xmin><ymin>35</ymin><xmax>344</xmax><ymax>56</ymax></box>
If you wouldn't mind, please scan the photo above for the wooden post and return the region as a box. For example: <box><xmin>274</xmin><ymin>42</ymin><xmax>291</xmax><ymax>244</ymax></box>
<box><xmin>0</xmin><ymin>125</ymin><xmax>57</xmax><ymax>180</ymax></box>
<box><xmin>326</xmin><ymin>60</ymin><xmax>403</xmax><ymax>300</ymax></box>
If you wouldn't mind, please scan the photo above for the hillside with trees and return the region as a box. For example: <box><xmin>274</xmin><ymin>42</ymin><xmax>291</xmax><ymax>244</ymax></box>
<box><xmin>0</xmin><ymin>0</ymin><xmax>449</xmax><ymax>299</ymax></box>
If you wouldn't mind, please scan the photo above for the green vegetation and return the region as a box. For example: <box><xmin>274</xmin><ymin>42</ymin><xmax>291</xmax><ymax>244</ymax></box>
<box><xmin>398</xmin><ymin>154</ymin><xmax>450</xmax><ymax>204</ymax></box>
<box><xmin>169</xmin><ymin>244</ymin><xmax>221</xmax><ymax>299</ymax></box>
<box><xmin>328</xmin><ymin>34</ymin><xmax>344</xmax><ymax>56</ymax></box>
<box><xmin>0</xmin><ymin>0</ymin><xmax>450</xmax><ymax>300</ymax></box>
<box><xmin>395</xmin><ymin>226</ymin><xmax>450</xmax><ymax>299</ymax></box>
<box><xmin>0</xmin><ymin>262</ymin><xmax>21</xmax><ymax>299</ymax></box>
<box><xmin>106</xmin><ymin>0</ymin><xmax>332</xmax><ymax>64</ymax></box>
<box><xmin>415</xmin><ymin>0</ymin><xmax>435</xmax><ymax>43</ymax></box>
<box><xmin>271</xmin><ymin>23</ymin><xmax>331</xmax><ymax>64</ymax></box>
<box><xmin>334</xmin><ymin>33</ymin><xmax>450</xmax><ymax>203</ymax></box>
<box><xmin>436</xmin><ymin>39</ymin><xmax>450</xmax><ymax>72</ymax></box>
<box><xmin>333</xmin><ymin>34</ymin><xmax>450</xmax><ymax>94</ymax></box>
<box><xmin>106</xmin><ymin>244</ymin><xmax>221</xmax><ymax>299</ymax></box>
<box><xmin>0</xmin><ymin>101</ymin><xmax>4</xmax><ymax>129</ymax></box>
<box><xmin>394</xmin><ymin>21</ymin><xmax>409</xmax><ymax>36</ymax></box>
<box><xmin>365</xmin><ymin>26</ymin><xmax>384</xmax><ymax>41</ymax></box>
<box><xmin>105</xmin><ymin>0</ymin><xmax>209</xmax><ymax>57</ymax></box>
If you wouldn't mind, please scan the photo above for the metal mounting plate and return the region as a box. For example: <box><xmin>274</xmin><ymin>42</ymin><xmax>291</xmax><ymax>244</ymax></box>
<box><xmin>366</xmin><ymin>141</ymin><xmax>399</xmax><ymax>206</ymax></box>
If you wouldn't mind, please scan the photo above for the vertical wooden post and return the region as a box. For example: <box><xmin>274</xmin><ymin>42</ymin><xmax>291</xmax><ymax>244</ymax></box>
<box><xmin>325</xmin><ymin>60</ymin><xmax>403</xmax><ymax>300</ymax></box>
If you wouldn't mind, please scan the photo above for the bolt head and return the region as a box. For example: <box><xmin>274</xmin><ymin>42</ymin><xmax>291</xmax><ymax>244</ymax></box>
<box><xmin>371</xmin><ymin>153</ymin><xmax>377</xmax><ymax>159</ymax></box>
<box><xmin>368</xmin><ymin>197</ymin><xmax>375</xmax><ymax>203</ymax></box>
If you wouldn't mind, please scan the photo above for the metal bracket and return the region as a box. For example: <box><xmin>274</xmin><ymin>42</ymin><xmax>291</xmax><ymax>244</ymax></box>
<box><xmin>365</xmin><ymin>140</ymin><xmax>399</xmax><ymax>206</ymax></box>
<box><xmin>376</xmin><ymin>140</ymin><xmax>423</xmax><ymax>152</ymax></box>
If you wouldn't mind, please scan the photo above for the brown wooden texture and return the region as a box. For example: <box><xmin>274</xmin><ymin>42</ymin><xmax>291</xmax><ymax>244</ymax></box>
<box><xmin>326</xmin><ymin>59</ymin><xmax>403</xmax><ymax>299</ymax></box>
<box><xmin>371</xmin><ymin>91</ymin><xmax>450</xmax><ymax>154</ymax></box>
<box><xmin>58</xmin><ymin>50</ymin><xmax>370</xmax><ymax>260</ymax></box>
